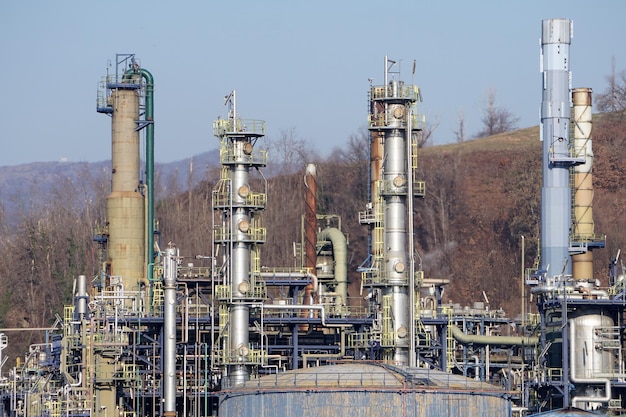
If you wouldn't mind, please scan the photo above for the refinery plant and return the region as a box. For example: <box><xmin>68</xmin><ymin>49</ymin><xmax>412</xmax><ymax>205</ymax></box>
<box><xmin>0</xmin><ymin>18</ymin><xmax>624</xmax><ymax>416</ymax></box>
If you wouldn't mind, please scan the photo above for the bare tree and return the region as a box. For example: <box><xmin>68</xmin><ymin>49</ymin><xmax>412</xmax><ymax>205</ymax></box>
<box><xmin>453</xmin><ymin>110</ymin><xmax>466</xmax><ymax>143</ymax></box>
<box><xmin>332</xmin><ymin>127</ymin><xmax>369</xmax><ymax>165</ymax></box>
<box><xmin>264</xmin><ymin>127</ymin><xmax>318</xmax><ymax>176</ymax></box>
<box><xmin>418</xmin><ymin>118</ymin><xmax>439</xmax><ymax>148</ymax></box>
<box><xmin>474</xmin><ymin>88</ymin><xmax>519</xmax><ymax>138</ymax></box>
<box><xmin>596</xmin><ymin>57</ymin><xmax>626</xmax><ymax>113</ymax></box>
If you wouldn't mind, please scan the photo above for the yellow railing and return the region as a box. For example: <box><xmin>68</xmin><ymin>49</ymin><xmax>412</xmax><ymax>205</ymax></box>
<box><xmin>152</xmin><ymin>281</ymin><xmax>163</xmax><ymax>307</ymax></box>
<box><xmin>547</xmin><ymin>368</ymin><xmax>562</xmax><ymax>381</ymax></box>
<box><xmin>213</xmin><ymin>189</ymin><xmax>267</xmax><ymax>209</ymax></box>
<box><xmin>370</xmin><ymin>85</ymin><xmax>420</xmax><ymax>101</ymax></box>
<box><xmin>213</xmin><ymin>118</ymin><xmax>265</xmax><ymax>137</ymax></box>
<box><xmin>213</xmin><ymin>225</ymin><xmax>267</xmax><ymax>243</ymax></box>
<box><xmin>443</xmin><ymin>307</ymin><xmax>454</xmax><ymax>372</ymax></box>
<box><xmin>122</xmin><ymin>364</ymin><xmax>141</xmax><ymax>388</ymax></box>
<box><xmin>215</xmin><ymin>282</ymin><xmax>266</xmax><ymax>300</ymax></box>
<box><xmin>219</xmin><ymin>144</ymin><xmax>268</xmax><ymax>166</ymax></box>
<box><xmin>213</xmin><ymin>348</ymin><xmax>263</xmax><ymax>366</ymax></box>
<box><xmin>381</xmin><ymin>295</ymin><xmax>394</xmax><ymax>347</ymax></box>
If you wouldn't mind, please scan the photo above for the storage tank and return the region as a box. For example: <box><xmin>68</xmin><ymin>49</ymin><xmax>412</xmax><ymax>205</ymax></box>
<box><xmin>570</xmin><ymin>313</ymin><xmax>614</xmax><ymax>379</ymax></box>
<box><xmin>218</xmin><ymin>363</ymin><xmax>512</xmax><ymax>416</ymax></box>
<box><xmin>569</xmin><ymin>310</ymin><xmax>616</xmax><ymax>410</ymax></box>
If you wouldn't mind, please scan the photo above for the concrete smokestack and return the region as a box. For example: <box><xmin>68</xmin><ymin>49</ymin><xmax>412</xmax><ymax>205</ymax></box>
<box><xmin>107</xmin><ymin>87</ymin><xmax>145</xmax><ymax>292</ymax></box>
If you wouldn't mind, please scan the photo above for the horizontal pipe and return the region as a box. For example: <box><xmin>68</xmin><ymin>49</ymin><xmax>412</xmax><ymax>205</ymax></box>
<box><xmin>449</xmin><ymin>325</ymin><xmax>538</xmax><ymax>346</ymax></box>
<box><xmin>0</xmin><ymin>327</ymin><xmax>57</xmax><ymax>332</ymax></box>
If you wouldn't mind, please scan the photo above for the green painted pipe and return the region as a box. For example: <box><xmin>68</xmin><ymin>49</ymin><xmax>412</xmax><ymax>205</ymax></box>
<box><xmin>318</xmin><ymin>227</ymin><xmax>348</xmax><ymax>304</ymax></box>
<box><xmin>139</xmin><ymin>68</ymin><xmax>155</xmax><ymax>282</ymax></box>
<box><xmin>449</xmin><ymin>325</ymin><xmax>538</xmax><ymax>346</ymax></box>
<box><xmin>122</xmin><ymin>64</ymin><xmax>155</xmax><ymax>283</ymax></box>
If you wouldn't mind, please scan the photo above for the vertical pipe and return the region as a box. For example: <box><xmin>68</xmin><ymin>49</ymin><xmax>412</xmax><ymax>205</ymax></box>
<box><xmin>406</xmin><ymin>106</ymin><xmax>416</xmax><ymax>368</ymax></box>
<box><xmin>370</xmin><ymin>131</ymin><xmax>384</xmax><ymax>267</ymax></box>
<box><xmin>163</xmin><ymin>246</ymin><xmax>178</xmax><ymax>417</ymax></box>
<box><xmin>304</xmin><ymin>164</ymin><xmax>317</xmax><ymax>304</ymax></box>
<box><xmin>317</xmin><ymin>228</ymin><xmax>348</xmax><ymax>304</ymax></box>
<box><xmin>292</xmin><ymin>324</ymin><xmax>299</xmax><ymax>369</ymax></box>
<box><xmin>540</xmin><ymin>18</ymin><xmax>573</xmax><ymax>278</ymax></box>
<box><xmin>139</xmin><ymin>69</ymin><xmax>155</xmax><ymax>285</ymax></box>
<box><xmin>571</xmin><ymin>88</ymin><xmax>594</xmax><ymax>280</ymax></box>
<box><xmin>521</xmin><ymin>236</ymin><xmax>525</xmax><ymax>328</ymax></box>
<box><xmin>75</xmin><ymin>275</ymin><xmax>89</xmax><ymax>320</ymax></box>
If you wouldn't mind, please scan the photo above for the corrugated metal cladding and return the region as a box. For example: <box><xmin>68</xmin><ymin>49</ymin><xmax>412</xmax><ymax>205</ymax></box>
<box><xmin>218</xmin><ymin>363</ymin><xmax>512</xmax><ymax>417</ymax></box>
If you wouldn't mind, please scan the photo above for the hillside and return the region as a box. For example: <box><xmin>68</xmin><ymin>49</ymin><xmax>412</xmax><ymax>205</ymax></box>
<box><xmin>0</xmin><ymin>113</ymin><xmax>624</xmax><ymax>362</ymax></box>
<box><xmin>157</xmin><ymin>113</ymin><xmax>626</xmax><ymax>318</ymax></box>
<box><xmin>415</xmin><ymin>114</ymin><xmax>626</xmax><ymax>314</ymax></box>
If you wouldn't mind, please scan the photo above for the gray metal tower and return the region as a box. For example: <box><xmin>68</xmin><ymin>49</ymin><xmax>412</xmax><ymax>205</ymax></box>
<box><xmin>539</xmin><ymin>18</ymin><xmax>575</xmax><ymax>279</ymax></box>
<box><xmin>212</xmin><ymin>91</ymin><xmax>267</xmax><ymax>386</ymax></box>
<box><xmin>360</xmin><ymin>57</ymin><xmax>424</xmax><ymax>365</ymax></box>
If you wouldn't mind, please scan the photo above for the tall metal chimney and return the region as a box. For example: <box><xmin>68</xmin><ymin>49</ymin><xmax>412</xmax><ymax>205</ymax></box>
<box><xmin>540</xmin><ymin>19</ymin><xmax>573</xmax><ymax>278</ymax></box>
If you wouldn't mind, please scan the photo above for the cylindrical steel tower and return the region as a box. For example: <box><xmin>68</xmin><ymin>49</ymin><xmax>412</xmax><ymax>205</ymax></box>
<box><xmin>362</xmin><ymin>56</ymin><xmax>423</xmax><ymax>365</ymax></box>
<box><xmin>540</xmin><ymin>18</ymin><xmax>573</xmax><ymax>278</ymax></box>
<box><xmin>212</xmin><ymin>91</ymin><xmax>267</xmax><ymax>386</ymax></box>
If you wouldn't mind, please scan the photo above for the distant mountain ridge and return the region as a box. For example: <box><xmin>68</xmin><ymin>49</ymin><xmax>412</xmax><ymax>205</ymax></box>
<box><xmin>0</xmin><ymin>150</ymin><xmax>220</xmax><ymax>228</ymax></box>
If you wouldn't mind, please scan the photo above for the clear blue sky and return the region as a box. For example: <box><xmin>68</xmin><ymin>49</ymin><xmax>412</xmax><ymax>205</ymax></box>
<box><xmin>1</xmin><ymin>1</ymin><xmax>624</xmax><ymax>167</ymax></box>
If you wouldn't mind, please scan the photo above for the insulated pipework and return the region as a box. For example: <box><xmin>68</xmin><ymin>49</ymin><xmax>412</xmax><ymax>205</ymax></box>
<box><xmin>540</xmin><ymin>18</ymin><xmax>573</xmax><ymax>279</ymax></box>
<box><xmin>571</xmin><ymin>88</ymin><xmax>598</xmax><ymax>280</ymax></box>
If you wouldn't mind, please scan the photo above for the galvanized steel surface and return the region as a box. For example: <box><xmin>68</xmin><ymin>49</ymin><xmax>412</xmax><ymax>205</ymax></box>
<box><xmin>219</xmin><ymin>363</ymin><xmax>511</xmax><ymax>416</ymax></box>
<box><xmin>540</xmin><ymin>18</ymin><xmax>573</xmax><ymax>277</ymax></box>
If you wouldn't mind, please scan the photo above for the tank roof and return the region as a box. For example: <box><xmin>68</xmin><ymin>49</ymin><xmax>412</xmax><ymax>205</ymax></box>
<box><xmin>240</xmin><ymin>362</ymin><xmax>508</xmax><ymax>392</ymax></box>
<box><xmin>528</xmin><ymin>408</ymin><xmax>609</xmax><ymax>416</ymax></box>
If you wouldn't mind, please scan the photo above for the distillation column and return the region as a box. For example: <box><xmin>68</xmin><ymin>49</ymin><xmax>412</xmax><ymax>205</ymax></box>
<box><xmin>97</xmin><ymin>54</ymin><xmax>154</xmax><ymax>300</ymax></box>
<box><xmin>96</xmin><ymin>56</ymin><xmax>152</xmax><ymax>415</ymax></box>
<box><xmin>107</xmin><ymin>78</ymin><xmax>145</xmax><ymax>292</ymax></box>
<box><xmin>539</xmin><ymin>18</ymin><xmax>573</xmax><ymax>278</ymax></box>
<box><xmin>213</xmin><ymin>91</ymin><xmax>267</xmax><ymax>386</ymax></box>
<box><xmin>362</xmin><ymin>57</ymin><xmax>423</xmax><ymax>365</ymax></box>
